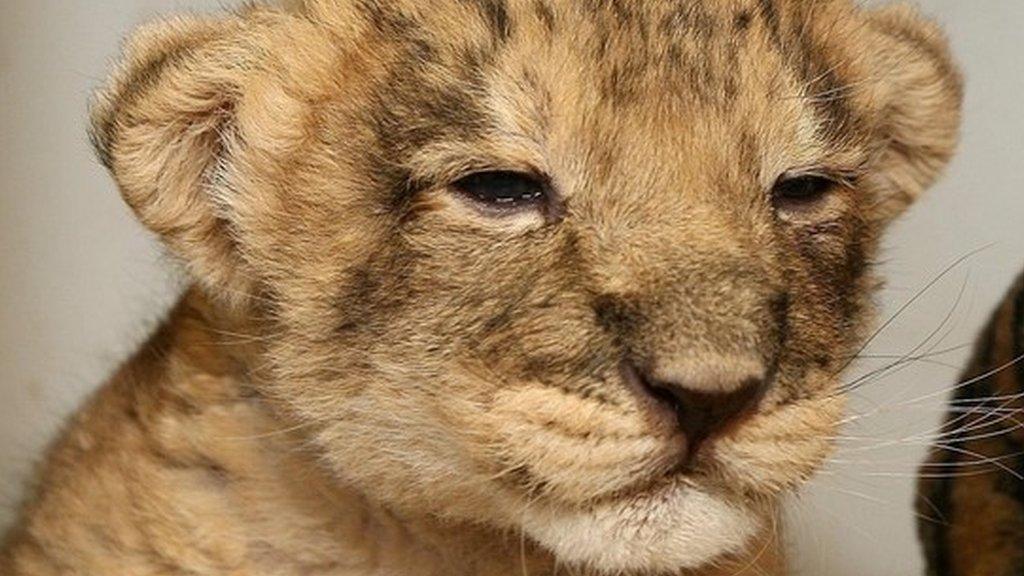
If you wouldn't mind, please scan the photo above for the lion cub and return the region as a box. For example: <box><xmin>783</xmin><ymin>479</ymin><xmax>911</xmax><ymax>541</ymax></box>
<box><xmin>1</xmin><ymin>1</ymin><xmax>960</xmax><ymax>574</ymax></box>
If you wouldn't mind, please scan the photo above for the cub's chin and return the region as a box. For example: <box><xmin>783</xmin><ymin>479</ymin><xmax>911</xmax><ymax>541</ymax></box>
<box><xmin>518</xmin><ymin>480</ymin><xmax>763</xmax><ymax>574</ymax></box>
<box><xmin>498</xmin><ymin>393</ymin><xmax>845</xmax><ymax>574</ymax></box>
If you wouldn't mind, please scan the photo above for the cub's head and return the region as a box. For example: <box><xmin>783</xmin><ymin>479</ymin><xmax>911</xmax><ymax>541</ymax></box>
<box><xmin>91</xmin><ymin>0</ymin><xmax>961</xmax><ymax>572</ymax></box>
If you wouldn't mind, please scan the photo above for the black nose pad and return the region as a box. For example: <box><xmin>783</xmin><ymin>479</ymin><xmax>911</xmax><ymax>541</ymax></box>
<box><xmin>642</xmin><ymin>375</ymin><xmax>766</xmax><ymax>464</ymax></box>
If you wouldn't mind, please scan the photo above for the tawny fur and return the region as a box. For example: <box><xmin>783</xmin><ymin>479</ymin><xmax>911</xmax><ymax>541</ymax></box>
<box><xmin>1</xmin><ymin>1</ymin><xmax>961</xmax><ymax>574</ymax></box>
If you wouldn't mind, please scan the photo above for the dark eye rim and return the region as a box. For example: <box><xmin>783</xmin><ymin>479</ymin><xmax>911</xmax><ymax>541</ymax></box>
<box><xmin>450</xmin><ymin>170</ymin><xmax>551</xmax><ymax>211</ymax></box>
<box><xmin>770</xmin><ymin>171</ymin><xmax>843</xmax><ymax>209</ymax></box>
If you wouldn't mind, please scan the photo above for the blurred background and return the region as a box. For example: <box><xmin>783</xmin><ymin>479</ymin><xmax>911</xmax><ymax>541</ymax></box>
<box><xmin>1</xmin><ymin>1</ymin><xmax>1022</xmax><ymax>574</ymax></box>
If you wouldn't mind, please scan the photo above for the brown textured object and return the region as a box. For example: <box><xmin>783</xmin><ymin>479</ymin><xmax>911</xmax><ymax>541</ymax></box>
<box><xmin>2</xmin><ymin>1</ymin><xmax>962</xmax><ymax>574</ymax></box>
<box><xmin>918</xmin><ymin>271</ymin><xmax>1024</xmax><ymax>576</ymax></box>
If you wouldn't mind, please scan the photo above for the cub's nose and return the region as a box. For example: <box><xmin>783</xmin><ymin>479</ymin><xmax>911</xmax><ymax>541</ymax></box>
<box><xmin>634</xmin><ymin>367</ymin><xmax>766</xmax><ymax>463</ymax></box>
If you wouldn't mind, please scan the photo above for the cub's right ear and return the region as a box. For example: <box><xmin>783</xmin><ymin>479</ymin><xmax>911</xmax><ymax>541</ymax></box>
<box><xmin>90</xmin><ymin>13</ymin><xmax>269</xmax><ymax>302</ymax></box>
<box><xmin>861</xmin><ymin>4</ymin><xmax>964</xmax><ymax>221</ymax></box>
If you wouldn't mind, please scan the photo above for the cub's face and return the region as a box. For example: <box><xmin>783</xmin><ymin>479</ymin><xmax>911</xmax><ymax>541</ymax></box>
<box><xmin>92</xmin><ymin>0</ymin><xmax>961</xmax><ymax>572</ymax></box>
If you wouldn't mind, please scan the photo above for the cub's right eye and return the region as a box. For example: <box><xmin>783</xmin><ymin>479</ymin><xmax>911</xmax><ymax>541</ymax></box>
<box><xmin>451</xmin><ymin>171</ymin><xmax>549</xmax><ymax>210</ymax></box>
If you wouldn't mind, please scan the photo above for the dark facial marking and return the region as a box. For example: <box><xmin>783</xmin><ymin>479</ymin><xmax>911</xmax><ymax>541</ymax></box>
<box><xmin>593</xmin><ymin>294</ymin><xmax>644</xmax><ymax>350</ymax></box>
<box><xmin>757</xmin><ymin>0</ymin><xmax>783</xmax><ymax>48</ymax></box>
<box><xmin>769</xmin><ymin>291</ymin><xmax>791</xmax><ymax>354</ymax></box>
<box><xmin>737</xmin><ymin>129</ymin><xmax>760</xmax><ymax>178</ymax></box>
<box><xmin>461</xmin><ymin>0</ymin><xmax>513</xmax><ymax>43</ymax></box>
<box><xmin>532</xmin><ymin>0</ymin><xmax>556</xmax><ymax>34</ymax></box>
<box><xmin>659</xmin><ymin>3</ymin><xmax>714</xmax><ymax>40</ymax></box>
<box><xmin>334</xmin><ymin>240</ymin><xmax>419</xmax><ymax>338</ymax></box>
<box><xmin>358</xmin><ymin>0</ymin><xmax>420</xmax><ymax>36</ymax></box>
<box><xmin>363</xmin><ymin>47</ymin><xmax>494</xmax><ymax>208</ymax></box>
<box><xmin>600</xmin><ymin>61</ymin><xmax>647</xmax><ymax>105</ymax></box>
<box><xmin>759</xmin><ymin>6</ymin><xmax>862</xmax><ymax>146</ymax></box>
<box><xmin>734</xmin><ymin>9</ymin><xmax>753</xmax><ymax>32</ymax></box>
<box><xmin>797</xmin><ymin>49</ymin><xmax>857</xmax><ymax>144</ymax></box>
<box><xmin>589</xmin><ymin>0</ymin><xmax>637</xmax><ymax>27</ymax></box>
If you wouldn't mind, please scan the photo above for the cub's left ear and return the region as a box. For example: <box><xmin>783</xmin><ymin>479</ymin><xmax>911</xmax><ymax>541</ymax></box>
<box><xmin>862</xmin><ymin>4</ymin><xmax>964</xmax><ymax>219</ymax></box>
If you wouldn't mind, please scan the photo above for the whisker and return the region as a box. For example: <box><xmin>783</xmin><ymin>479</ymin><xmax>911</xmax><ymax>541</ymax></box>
<box><xmin>840</xmin><ymin>352</ymin><xmax>1024</xmax><ymax>431</ymax></box>
<box><xmin>833</xmin><ymin>246</ymin><xmax>988</xmax><ymax>382</ymax></box>
<box><xmin>838</xmin><ymin>403</ymin><xmax>1024</xmax><ymax>450</ymax></box>
<box><xmin>919</xmin><ymin>442</ymin><xmax>1022</xmax><ymax>480</ymax></box>
<box><xmin>916</xmin><ymin>492</ymin><xmax>949</xmax><ymax>526</ymax></box>
<box><xmin>830</xmin><ymin>448</ymin><xmax>1024</xmax><ymax>469</ymax></box>
<box><xmin>836</xmin><ymin>270</ymin><xmax>973</xmax><ymax>398</ymax></box>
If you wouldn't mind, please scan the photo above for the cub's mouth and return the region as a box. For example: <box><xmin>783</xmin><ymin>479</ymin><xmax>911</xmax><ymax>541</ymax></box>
<box><xmin>484</xmin><ymin>361</ymin><xmax>842</xmax><ymax>505</ymax></box>
<box><xmin>483</xmin><ymin>371</ymin><xmax>843</xmax><ymax>573</ymax></box>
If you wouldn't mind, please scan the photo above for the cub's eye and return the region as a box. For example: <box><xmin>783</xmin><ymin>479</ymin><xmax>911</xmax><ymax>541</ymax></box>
<box><xmin>771</xmin><ymin>173</ymin><xmax>836</xmax><ymax>210</ymax></box>
<box><xmin>451</xmin><ymin>171</ymin><xmax>548</xmax><ymax>209</ymax></box>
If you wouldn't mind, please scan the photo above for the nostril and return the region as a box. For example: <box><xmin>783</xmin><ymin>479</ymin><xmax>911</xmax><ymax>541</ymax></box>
<box><xmin>640</xmin><ymin>373</ymin><xmax>766</xmax><ymax>463</ymax></box>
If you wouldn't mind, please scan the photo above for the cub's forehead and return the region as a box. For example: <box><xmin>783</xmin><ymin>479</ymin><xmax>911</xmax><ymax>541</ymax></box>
<box><xmin>309</xmin><ymin>0</ymin><xmax>863</xmax><ymax>83</ymax></box>
<box><xmin>302</xmin><ymin>0</ymin><xmax>870</xmax><ymax>182</ymax></box>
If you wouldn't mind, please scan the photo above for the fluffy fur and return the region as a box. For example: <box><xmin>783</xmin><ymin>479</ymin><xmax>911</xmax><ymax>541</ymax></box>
<box><xmin>1</xmin><ymin>1</ymin><xmax>962</xmax><ymax>574</ymax></box>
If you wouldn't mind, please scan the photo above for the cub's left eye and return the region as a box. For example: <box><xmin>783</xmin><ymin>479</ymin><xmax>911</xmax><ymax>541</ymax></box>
<box><xmin>771</xmin><ymin>173</ymin><xmax>837</xmax><ymax>210</ymax></box>
<box><xmin>451</xmin><ymin>171</ymin><xmax>548</xmax><ymax>209</ymax></box>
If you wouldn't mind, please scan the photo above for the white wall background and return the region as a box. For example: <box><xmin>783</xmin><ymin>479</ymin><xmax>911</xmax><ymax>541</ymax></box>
<box><xmin>1</xmin><ymin>2</ymin><xmax>1021</xmax><ymax>574</ymax></box>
